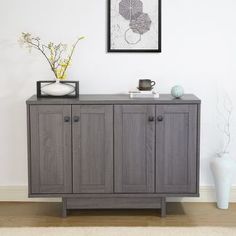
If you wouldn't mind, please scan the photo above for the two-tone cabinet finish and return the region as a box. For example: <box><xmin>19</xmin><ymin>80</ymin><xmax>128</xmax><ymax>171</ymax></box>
<box><xmin>26</xmin><ymin>94</ymin><xmax>201</xmax><ymax>217</ymax></box>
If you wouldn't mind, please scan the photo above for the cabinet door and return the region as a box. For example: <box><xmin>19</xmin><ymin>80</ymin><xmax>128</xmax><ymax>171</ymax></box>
<box><xmin>72</xmin><ymin>105</ymin><xmax>113</xmax><ymax>193</ymax></box>
<box><xmin>30</xmin><ymin>105</ymin><xmax>72</xmax><ymax>194</ymax></box>
<box><xmin>114</xmin><ymin>105</ymin><xmax>155</xmax><ymax>193</ymax></box>
<box><xmin>156</xmin><ymin>105</ymin><xmax>198</xmax><ymax>194</ymax></box>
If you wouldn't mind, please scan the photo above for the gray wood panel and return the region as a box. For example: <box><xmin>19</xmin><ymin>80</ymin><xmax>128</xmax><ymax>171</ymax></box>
<box><xmin>66</xmin><ymin>197</ymin><xmax>161</xmax><ymax>209</ymax></box>
<box><xmin>196</xmin><ymin>104</ymin><xmax>201</xmax><ymax>195</ymax></box>
<box><xmin>114</xmin><ymin>105</ymin><xmax>155</xmax><ymax>193</ymax></box>
<box><xmin>30</xmin><ymin>105</ymin><xmax>72</xmax><ymax>194</ymax></box>
<box><xmin>26</xmin><ymin>94</ymin><xmax>201</xmax><ymax>105</ymax></box>
<box><xmin>27</xmin><ymin>105</ymin><xmax>32</xmax><ymax>195</ymax></box>
<box><xmin>72</xmin><ymin>105</ymin><xmax>113</xmax><ymax>193</ymax></box>
<box><xmin>156</xmin><ymin>105</ymin><xmax>198</xmax><ymax>194</ymax></box>
<box><xmin>29</xmin><ymin>192</ymin><xmax>199</xmax><ymax>198</ymax></box>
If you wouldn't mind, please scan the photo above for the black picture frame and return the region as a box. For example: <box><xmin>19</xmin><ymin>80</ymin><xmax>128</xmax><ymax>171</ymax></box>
<box><xmin>107</xmin><ymin>0</ymin><xmax>161</xmax><ymax>53</ymax></box>
<box><xmin>37</xmin><ymin>81</ymin><xmax>79</xmax><ymax>98</ymax></box>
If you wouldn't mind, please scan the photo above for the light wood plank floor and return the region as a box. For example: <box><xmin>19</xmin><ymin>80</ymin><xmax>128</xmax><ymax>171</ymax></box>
<box><xmin>0</xmin><ymin>202</ymin><xmax>235</xmax><ymax>227</ymax></box>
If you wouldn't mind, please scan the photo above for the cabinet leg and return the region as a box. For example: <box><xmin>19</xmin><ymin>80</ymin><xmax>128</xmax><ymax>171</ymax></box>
<box><xmin>62</xmin><ymin>198</ymin><xmax>67</xmax><ymax>218</ymax></box>
<box><xmin>161</xmin><ymin>197</ymin><xmax>166</xmax><ymax>217</ymax></box>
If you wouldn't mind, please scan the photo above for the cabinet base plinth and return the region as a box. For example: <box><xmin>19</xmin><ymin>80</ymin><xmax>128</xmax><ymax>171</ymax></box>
<box><xmin>62</xmin><ymin>196</ymin><xmax>166</xmax><ymax>217</ymax></box>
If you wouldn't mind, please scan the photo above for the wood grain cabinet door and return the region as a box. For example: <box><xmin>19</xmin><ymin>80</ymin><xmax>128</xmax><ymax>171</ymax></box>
<box><xmin>72</xmin><ymin>105</ymin><xmax>113</xmax><ymax>193</ymax></box>
<box><xmin>156</xmin><ymin>105</ymin><xmax>198</xmax><ymax>194</ymax></box>
<box><xmin>114</xmin><ymin>105</ymin><xmax>155</xmax><ymax>193</ymax></box>
<box><xmin>30</xmin><ymin>105</ymin><xmax>72</xmax><ymax>194</ymax></box>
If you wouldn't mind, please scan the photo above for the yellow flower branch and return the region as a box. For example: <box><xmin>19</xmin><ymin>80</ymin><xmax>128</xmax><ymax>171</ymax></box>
<box><xmin>61</xmin><ymin>36</ymin><xmax>84</xmax><ymax>79</ymax></box>
<box><xmin>19</xmin><ymin>33</ymin><xmax>84</xmax><ymax>80</ymax></box>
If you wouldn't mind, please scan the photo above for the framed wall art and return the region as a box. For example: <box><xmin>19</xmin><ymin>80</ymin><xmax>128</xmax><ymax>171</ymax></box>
<box><xmin>107</xmin><ymin>0</ymin><xmax>161</xmax><ymax>53</ymax></box>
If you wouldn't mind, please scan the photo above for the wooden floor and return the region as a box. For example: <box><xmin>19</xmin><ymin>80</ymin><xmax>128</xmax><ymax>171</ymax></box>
<box><xmin>0</xmin><ymin>202</ymin><xmax>235</xmax><ymax>227</ymax></box>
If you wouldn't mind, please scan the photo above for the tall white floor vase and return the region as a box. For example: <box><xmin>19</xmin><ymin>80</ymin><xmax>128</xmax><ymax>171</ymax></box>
<box><xmin>210</xmin><ymin>155</ymin><xmax>236</xmax><ymax>209</ymax></box>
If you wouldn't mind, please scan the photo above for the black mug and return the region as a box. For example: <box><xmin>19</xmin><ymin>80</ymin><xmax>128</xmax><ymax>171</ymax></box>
<box><xmin>138</xmin><ymin>79</ymin><xmax>156</xmax><ymax>91</ymax></box>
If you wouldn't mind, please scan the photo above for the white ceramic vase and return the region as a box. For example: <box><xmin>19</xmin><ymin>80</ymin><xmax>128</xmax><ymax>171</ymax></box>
<box><xmin>41</xmin><ymin>79</ymin><xmax>74</xmax><ymax>96</ymax></box>
<box><xmin>210</xmin><ymin>154</ymin><xmax>236</xmax><ymax>209</ymax></box>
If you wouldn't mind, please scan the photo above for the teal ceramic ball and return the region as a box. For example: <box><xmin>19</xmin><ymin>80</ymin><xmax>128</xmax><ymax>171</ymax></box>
<box><xmin>171</xmin><ymin>85</ymin><xmax>184</xmax><ymax>98</ymax></box>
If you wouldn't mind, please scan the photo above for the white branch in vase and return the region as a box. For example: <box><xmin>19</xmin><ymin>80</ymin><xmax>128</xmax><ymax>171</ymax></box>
<box><xmin>216</xmin><ymin>91</ymin><xmax>233</xmax><ymax>157</ymax></box>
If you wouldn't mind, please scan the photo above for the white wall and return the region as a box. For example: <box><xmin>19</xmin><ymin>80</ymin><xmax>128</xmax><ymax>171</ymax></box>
<box><xmin>0</xmin><ymin>0</ymin><xmax>236</xmax><ymax>186</ymax></box>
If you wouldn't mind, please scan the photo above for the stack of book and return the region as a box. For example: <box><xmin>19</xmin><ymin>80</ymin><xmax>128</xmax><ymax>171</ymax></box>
<box><xmin>129</xmin><ymin>90</ymin><xmax>159</xmax><ymax>99</ymax></box>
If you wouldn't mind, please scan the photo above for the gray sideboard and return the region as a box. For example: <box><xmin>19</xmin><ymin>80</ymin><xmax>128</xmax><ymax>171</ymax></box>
<box><xmin>26</xmin><ymin>94</ymin><xmax>201</xmax><ymax>217</ymax></box>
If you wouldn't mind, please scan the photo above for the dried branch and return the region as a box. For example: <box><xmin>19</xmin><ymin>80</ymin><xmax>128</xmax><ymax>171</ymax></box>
<box><xmin>23</xmin><ymin>36</ymin><xmax>57</xmax><ymax>78</ymax></box>
<box><xmin>19</xmin><ymin>33</ymin><xmax>84</xmax><ymax>80</ymax></box>
<box><xmin>61</xmin><ymin>36</ymin><xmax>84</xmax><ymax>79</ymax></box>
<box><xmin>216</xmin><ymin>92</ymin><xmax>233</xmax><ymax>157</ymax></box>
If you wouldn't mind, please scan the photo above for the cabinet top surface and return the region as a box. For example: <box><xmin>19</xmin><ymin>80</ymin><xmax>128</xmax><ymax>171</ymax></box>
<box><xmin>26</xmin><ymin>94</ymin><xmax>201</xmax><ymax>105</ymax></box>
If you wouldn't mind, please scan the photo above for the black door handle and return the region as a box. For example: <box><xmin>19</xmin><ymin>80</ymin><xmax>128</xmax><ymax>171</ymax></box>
<box><xmin>148</xmin><ymin>116</ymin><xmax>155</xmax><ymax>122</ymax></box>
<box><xmin>157</xmin><ymin>115</ymin><xmax>164</xmax><ymax>122</ymax></box>
<box><xmin>73</xmin><ymin>116</ymin><xmax>80</xmax><ymax>122</ymax></box>
<box><xmin>64</xmin><ymin>116</ymin><xmax>71</xmax><ymax>123</ymax></box>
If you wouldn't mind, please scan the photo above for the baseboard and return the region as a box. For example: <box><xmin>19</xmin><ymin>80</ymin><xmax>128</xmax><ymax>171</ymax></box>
<box><xmin>167</xmin><ymin>186</ymin><xmax>236</xmax><ymax>202</ymax></box>
<box><xmin>0</xmin><ymin>186</ymin><xmax>60</xmax><ymax>202</ymax></box>
<box><xmin>0</xmin><ymin>186</ymin><xmax>235</xmax><ymax>202</ymax></box>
